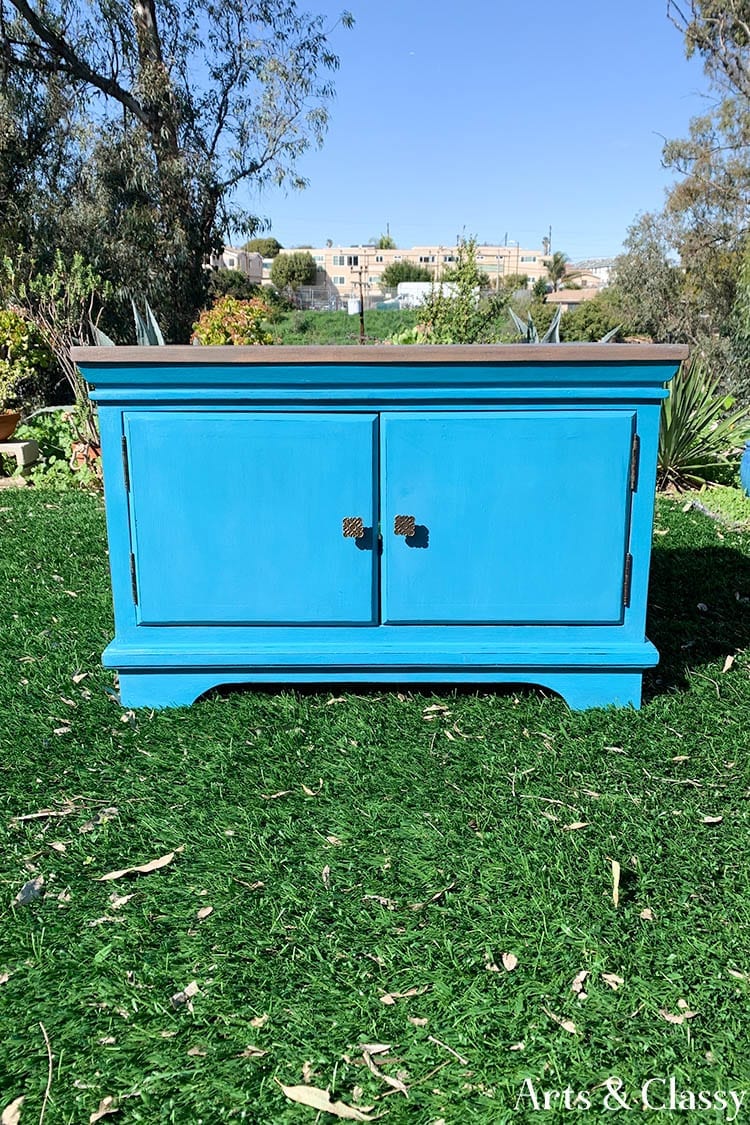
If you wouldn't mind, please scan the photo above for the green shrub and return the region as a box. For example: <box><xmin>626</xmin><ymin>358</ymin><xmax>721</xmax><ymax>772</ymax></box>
<box><xmin>658</xmin><ymin>355</ymin><xmax>750</xmax><ymax>490</ymax></box>
<box><xmin>192</xmin><ymin>296</ymin><xmax>275</xmax><ymax>345</ymax></box>
<box><xmin>14</xmin><ymin>408</ymin><xmax>101</xmax><ymax>490</ymax></box>
<box><xmin>0</xmin><ymin>307</ymin><xmax>53</xmax><ymax>410</ymax></box>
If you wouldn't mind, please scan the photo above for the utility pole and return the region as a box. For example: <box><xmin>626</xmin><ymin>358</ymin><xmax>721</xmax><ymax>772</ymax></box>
<box><xmin>357</xmin><ymin>254</ymin><xmax>368</xmax><ymax>344</ymax></box>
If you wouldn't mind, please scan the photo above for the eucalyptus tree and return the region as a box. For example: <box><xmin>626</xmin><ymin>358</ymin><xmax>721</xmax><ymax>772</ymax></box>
<box><xmin>0</xmin><ymin>0</ymin><xmax>352</xmax><ymax>338</ymax></box>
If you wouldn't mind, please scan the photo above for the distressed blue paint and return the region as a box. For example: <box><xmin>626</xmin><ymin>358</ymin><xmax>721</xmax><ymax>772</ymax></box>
<box><xmin>80</xmin><ymin>346</ymin><xmax>683</xmax><ymax>710</ymax></box>
<box><xmin>381</xmin><ymin>411</ymin><xmax>633</xmax><ymax>624</ymax></box>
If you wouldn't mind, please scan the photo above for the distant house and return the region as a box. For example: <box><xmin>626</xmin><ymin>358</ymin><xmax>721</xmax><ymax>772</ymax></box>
<box><xmin>569</xmin><ymin>258</ymin><xmax>614</xmax><ymax>287</ymax></box>
<box><xmin>209</xmin><ymin>247</ymin><xmax>263</xmax><ymax>283</ymax></box>
<box><xmin>545</xmin><ymin>288</ymin><xmax>601</xmax><ymax>314</ymax></box>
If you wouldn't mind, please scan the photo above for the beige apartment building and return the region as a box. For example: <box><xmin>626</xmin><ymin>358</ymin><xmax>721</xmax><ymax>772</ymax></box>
<box><xmin>260</xmin><ymin>243</ymin><xmax>553</xmax><ymax>304</ymax></box>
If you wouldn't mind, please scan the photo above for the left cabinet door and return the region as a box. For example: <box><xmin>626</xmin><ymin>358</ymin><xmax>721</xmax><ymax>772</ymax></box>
<box><xmin>124</xmin><ymin>412</ymin><xmax>378</xmax><ymax>625</ymax></box>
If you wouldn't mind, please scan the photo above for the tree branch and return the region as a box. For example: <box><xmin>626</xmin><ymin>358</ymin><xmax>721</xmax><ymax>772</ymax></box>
<box><xmin>6</xmin><ymin>0</ymin><xmax>151</xmax><ymax>129</ymax></box>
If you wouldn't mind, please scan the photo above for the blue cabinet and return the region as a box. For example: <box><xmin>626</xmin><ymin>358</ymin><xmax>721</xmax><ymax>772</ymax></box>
<box><xmin>75</xmin><ymin>343</ymin><xmax>687</xmax><ymax>710</ymax></box>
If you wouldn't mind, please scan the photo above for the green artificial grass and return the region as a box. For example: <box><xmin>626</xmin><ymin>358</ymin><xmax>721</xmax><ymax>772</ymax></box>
<box><xmin>684</xmin><ymin>484</ymin><xmax>750</xmax><ymax>529</ymax></box>
<box><xmin>273</xmin><ymin>309</ymin><xmax>418</xmax><ymax>345</ymax></box>
<box><xmin>2</xmin><ymin>492</ymin><xmax>750</xmax><ymax>1123</ymax></box>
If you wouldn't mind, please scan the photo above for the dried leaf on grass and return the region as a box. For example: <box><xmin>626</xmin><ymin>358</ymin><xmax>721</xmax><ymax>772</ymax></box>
<box><xmin>611</xmin><ymin>859</ymin><xmax>621</xmax><ymax>908</ymax></box>
<box><xmin>501</xmin><ymin>953</ymin><xmax>518</xmax><ymax>972</ymax></box>
<box><xmin>322</xmin><ymin>865</ymin><xmax>331</xmax><ymax>889</ymax></box>
<box><xmin>10</xmin><ymin>802</ymin><xmax>77</xmax><ymax>825</ymax></box>
<box><xmin>362</xmin><ymin>1047</ymin><xmax>408</xmax><ymax>1096</ymax></box>
<box><xmin>171</xmin><ymin>980</ymin><xmax>199</xmax><ymax>1010</ymax></box>
<box><xmin>49</xmin><ymin>842</ymin><xmax>66</xmax><ymax>853</ymax></box>
<box><xmin>108</xmin><ymin>893</ymin><xmax>134</xmax><ymax>910</ymax></box>
<box><xmin>409</xmin><ymin>882</ymin><xmax>457</xmax><ymax>911</ymax></box>
<box><xmin>562</xmin><ymin>822</ymin><xmax>590</xmax><ymax>831</ymax></box>
<box><xmin>571</xmin><ymin>970</ymin><xmax>588</xmax><ymax>997</ymax></box>
<box><xmin>722</xmin><ymin>655</ymin><xmax>735</xmax><ymax>673</ymax></box>
<box><xmin>379</xmin><ymin>985</ymin><xmax>429</xmax><ymax>1005</ymax></box>
<box><xmin>250</xmin><ymin>1014</ymin><xmax>269</xmax><ymax>1028</ymax></box>
<box><xmin>302</xmin><ymin>781</ymin><xmax>323</xmax><ymax>796</ymax></box>
<box><xmin>659</xmin><ymin>1008</ymin><xmax>698</xmax><ymax>1025</ymax></box>
<box><xmin>0</xmin><ymin>973</ymin><xmax>9</xmax><ymax>985</ymax></box>
<box><xmin>79</xmin><ymin>808</ymin><xmax>119</xmax><ymax>833</ymax></box>
<box><xmin>196</xmin><ymin>905</ymin><xmax>213</xmax><ymax>920</ymax></box>
<box><xmin>408</xmin><ymin>1016</ymin><xmax>428</xmax><ymax>1027</ymax></box>
<box><xmin>602</xmin><ymin>973</ymin><xmax>624</xmax><ymax>991</ymax></box>
<box><xmin>89</xmin><ymin>1096</ymin><xmax>118</xmax><ymax>1122</ymax></box>
<box><xmin>98</xmin><ymin>847</ymin><xmax>183</xmax><ymax>882</ymax></box>
<box><xmin>277</xmin><ymin>1083</ymin><xmax>375</xmax><ymax>1121</ymax></box>
<box><xmin>261</xmin><ymin>790</ymin><xmax>292</xmax><ymax>801</ymax></box>
<box><xmin>542</xmin><ymin>1007</ymin><xmax>577</xmax><ymax>1035</ymax></box>
<box><xmin>640</xmin><ymin>908</ymin><xmax>655</xmax><ymax>921</ymax></box>
<box><xmin>1</xmin><ymin>1097</ymin><xmax>24</xmax><ymax>1125</ymax></box>
<box><xmin>702</xmin><ymin>815</ymin><xmax>723</xmax><ymax>825</ymax></box>
<box><xmin>728</xmin><ymin>968</ymin><xmax>750</xmax><ymax>981</ymax></box>
<box><xmin>187</xmin><ymin>1046</ymin><xmax>206</xmax><ymax>1057</ymax></box>
<box><xmin>240</xmin><ymin>1045</ymin><xmax>267</xmax><ymax>1058</ymax></box>
<box><xmin>14</xmin><ymin>875</ymin><xmax>44</xmax><ymax>905</ymax></box>
<box><xmin>363</xmin><ymin>894</ymin><xmax>396</xmax><ymax>911</ymax></box>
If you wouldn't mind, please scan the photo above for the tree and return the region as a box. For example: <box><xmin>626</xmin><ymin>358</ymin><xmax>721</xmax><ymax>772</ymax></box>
<box><xmin>618</xmin><ymin>2</ymin><xmax>750</xmax><ymax>391</ymax></box>
<box><xmin>560</xmin><ymin>292</ymin><xmax>626</xmax><ymax>342</ymax></box>
<box><xmin>419</xmin><ymin>237</ymin><xmax>507</xmax><ymax>344</ymax></box>
<box><xmin>380</xmin><ymin>261</ymin><xmax>432</xmax><ymax>289</ymax></box>
<box><xmin>242</xmin><ymin>238</ymin><xmax>283</xmax><ymax>259</ymax></box>
<box><xmin>208</xmin><ymin>270</ymin><xmax>262</xmax><ymax>302</ymax></box>
<box><xmin>546</xmin><ymin>251</ymin><xmax>570</xmax><ymax>291</ymax></box>
<box><xmin>375</xmin><ymin>233</ymin><xmax>396</xmax><ymax>249</ymax></box>
<box><xmin>497</xmin><ymin>273</ymin><xmax>530</xmax><ymax>293</ymax></box>
<box><xmin>611</xmin><ymin>212</ymin><xmax>693</xmax><ymax>342</ymax></box>
<box><xmin>0</xmin><ymin>0</ymin><xmax>353</xmax><ymax>339</ymax></box>
<box><xmin>270</xmin><ymin>251</ymin><xmax>317</xmax><ymax>292</ymax></box>
<box><xmin>532</xmin><ymin>277</ymin><xmax>550</xmax><ymax>299</ymax></box>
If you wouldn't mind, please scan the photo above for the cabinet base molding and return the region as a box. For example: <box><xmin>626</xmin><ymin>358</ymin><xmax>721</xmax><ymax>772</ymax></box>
<box><xmin>114</xmin><ymin>667</ymin><xmax>645</xmax><ymax>711</ymax></box>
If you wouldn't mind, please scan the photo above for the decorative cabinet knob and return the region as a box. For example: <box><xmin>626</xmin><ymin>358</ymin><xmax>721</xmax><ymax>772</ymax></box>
<box><xmin>394</xmin><ymin>515</ymin><xmax>416</xmax><ymax>537</ymax></box>
<box><xmin>342</xmin><ymin>517</ymin><xmax>365</xmax><ymax>539</ymax></box>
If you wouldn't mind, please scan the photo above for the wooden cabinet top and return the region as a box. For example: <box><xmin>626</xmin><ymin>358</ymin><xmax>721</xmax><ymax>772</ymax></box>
<box><xmin>73</xmin><ymin>343</ymin><xmax>688</xmax><ymax>366</ymax></box>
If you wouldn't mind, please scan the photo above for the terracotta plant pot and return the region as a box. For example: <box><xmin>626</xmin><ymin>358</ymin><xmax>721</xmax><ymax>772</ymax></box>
<box><xmin>0</xmin><ymin>411</ymin><xmax>20</xmax><ymax>441</ymax></box>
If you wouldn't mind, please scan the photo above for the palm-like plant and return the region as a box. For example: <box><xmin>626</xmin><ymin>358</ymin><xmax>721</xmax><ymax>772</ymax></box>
<box><xmin>658</xmin><ymin>355</ymin><xmax>750</xmax><ymax>490</ymax></box>
<box><xmin>546</xmin><ymin>251</ymin><xmax>570</xmax><ymax>291</ymax></box>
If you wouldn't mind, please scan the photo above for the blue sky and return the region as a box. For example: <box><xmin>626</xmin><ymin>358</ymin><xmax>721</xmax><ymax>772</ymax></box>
<box><xmin>242</xmin><ymin>0</ymin><xmax>711</xmax><ymax>261</ymax></box>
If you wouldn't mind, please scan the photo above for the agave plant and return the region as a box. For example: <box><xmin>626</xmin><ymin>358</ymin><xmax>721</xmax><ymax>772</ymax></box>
<box><xmin>509</xmin><ymin>305</ymin><xmax>562</xmax><ymax>343</ymax></box>
<box><xmin>90</xmin><ymin>299</ymin><xmax>165</xmax><ymax>346</ymax></box>
<box><xmin>658</xmin><ymin>355</ymin><xmax>750</xmax><ymax>491</ymax></box>
<box><xmin>508</xmin><ymin>305</ymin><xmax>621</xmax><ymax>344</ymax></box>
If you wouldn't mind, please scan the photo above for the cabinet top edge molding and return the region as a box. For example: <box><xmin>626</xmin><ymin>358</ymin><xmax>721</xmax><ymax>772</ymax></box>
<box><xmin>72</xmin><ymin>343</ymin><xmax>689</xmax><ymax>366</ymax></box>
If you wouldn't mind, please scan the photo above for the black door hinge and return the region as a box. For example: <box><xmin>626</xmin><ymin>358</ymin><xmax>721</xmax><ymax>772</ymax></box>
<box><xmin>130</xmin><ymin>554</ymin><xmax>138</xmax><ymax>604</ymax></box>
<box><xmin>623</xmin><ymin>553</ymin><xmax>633</xmax><ymax>608</ymax></box>
<box><xmin>122</xmin><ymin>435</ymin><xmax>130</xmax><ymax>491</ymax></box>
<box><xmin>629</xmin><ymin>433</ymin><xmax>640</xmax><ymax>492</ymax></box>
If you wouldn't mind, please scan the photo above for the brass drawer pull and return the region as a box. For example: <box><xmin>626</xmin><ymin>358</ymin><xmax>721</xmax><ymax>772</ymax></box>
<box><xmin>394</xmin><ymin>515</ymin><xmax>416</xmax><ymax>537</ymax></box>
<box><xmin>342</xmin><ymin>517</ymin><xmax>365</xmax><ymax>539</ymax></box>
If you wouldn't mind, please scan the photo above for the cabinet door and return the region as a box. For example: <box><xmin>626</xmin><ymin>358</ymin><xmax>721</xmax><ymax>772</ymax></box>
<box><xmin>125</xmin><ymin>412</ymin><xmax>378</xmax><ymax>625</ymax></box>
<box><xmin>381</xmin><ymin>411</ymin><xmax>634</xmax><ymax>625</ymax></box>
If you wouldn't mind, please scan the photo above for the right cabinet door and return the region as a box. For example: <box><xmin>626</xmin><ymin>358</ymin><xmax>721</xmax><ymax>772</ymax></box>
<box><xmin>381</xmin><ymin>410</ymin><xmax>636</xmax><ymax>625</ymax></box>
